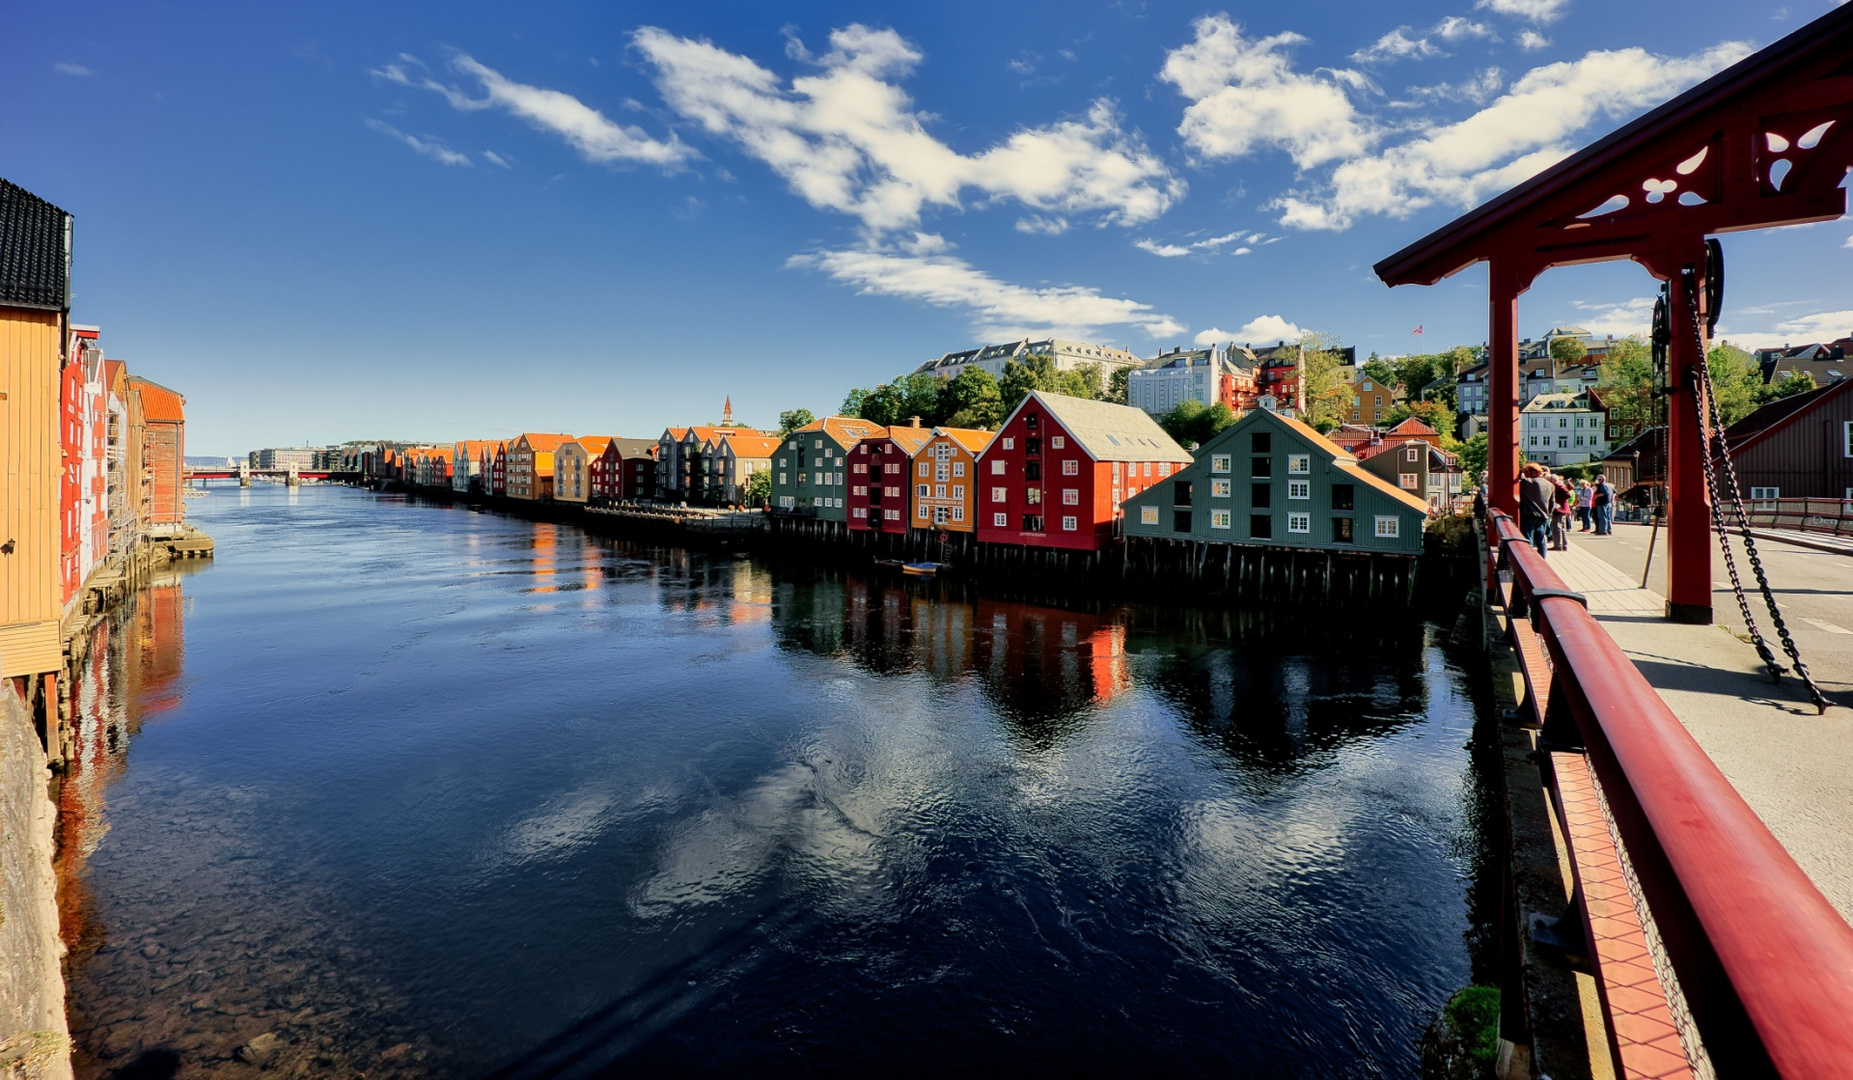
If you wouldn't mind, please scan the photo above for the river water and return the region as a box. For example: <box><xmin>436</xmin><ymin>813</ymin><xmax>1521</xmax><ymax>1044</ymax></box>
<box><xmin>57</xmin><ymin>484</ymin><xmax>1492</xmax><ymax>1079</ymax></box>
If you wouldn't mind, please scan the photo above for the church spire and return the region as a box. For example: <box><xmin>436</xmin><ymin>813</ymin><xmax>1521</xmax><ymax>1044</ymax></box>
<box><xmin>722</xmin><ymin>396</ymin><xmax>734</xmax><ymax>426</ymax></box>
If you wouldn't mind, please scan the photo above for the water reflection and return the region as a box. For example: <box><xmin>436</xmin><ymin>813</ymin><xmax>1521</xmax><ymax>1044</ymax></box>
<box><xmin>60</xmin><ymin>487</ymin><xmax>1484</xmax><ymax>1080</ymax></box>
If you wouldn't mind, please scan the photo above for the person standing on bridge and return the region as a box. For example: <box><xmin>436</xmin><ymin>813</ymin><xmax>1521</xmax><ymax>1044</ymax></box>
<box><xmin>1519</xmin><ymin>462</ymin><xmax>1553</xmax><ymax>557</ymax></box>
<box><xmin>1575</xmin><ymin>479</ymin><xmax>1594</xmax><ymax>532</ymax></box>
<box><xmin>1592</xmin><ymin>474</ymin><xmax>1615</xmax><ymax>536</ymax></box>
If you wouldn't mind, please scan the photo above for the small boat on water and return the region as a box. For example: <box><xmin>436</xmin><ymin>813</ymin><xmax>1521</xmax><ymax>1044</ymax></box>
<box><xmin>873</xmin><ymin>558</ymin><xmax>906</xmax><ymax>570</ymax></box>
<box><xmin>901</xmin><ymin>562</ymin><xmax>941</xmax><ymax>576</ymax></box>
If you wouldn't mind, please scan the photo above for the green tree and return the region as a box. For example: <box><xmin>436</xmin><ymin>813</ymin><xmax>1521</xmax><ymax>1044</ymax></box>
<box><xmin>1300</xmin><ymin>332</ymin><xmax>1353</xmax><ymax>430</ymax></box>
<box><xmin>1159</xmin><ymin>400</ymin><xmax>1238</xmax><ymax>448</ymax></box>
<box><xmin>777</xmin><ymin>409</ymin><xmax>815</xmax><ymax>438</ymax></box>
<box><xmin>1755</xmin><ymin>369</ymin><xmax>1815</xmax><ymax>405</ymax></box>
<box><xmin>1383</xmin><ymin>399</ymin><xmax>1456</xmax><ymax>435</ymax></box>
<box><xmin>1106</xmin><ymin>364</ymin><xmax>1134</xmax><ymax>405</ymax></box>
<box><xmin>1056</xmin><ymin>362</ymin><xmax>1104</xmax><ymax>402</ymax></box>
<box><xmin>1458</xmin><ymin>432</ymin><xmax>1490</xmax><ymax>485</ymax></box>
<box><xmin>999</xmin><ymin>353</ymin><xmax>1060</xmax><ymax>413</ymax></box>
<box><xmin>860</xmin><ymin>381</ymin><xmax>907</xmax><ymax>426</ymax></box>
<box><xmin>1549</xmin><ymin>336</ymin><xmax>1589</xmax><ymax>365</ymax></box>
<box><xmin>900</xmin><ymin>372</ymin><xmax>945</xmax><ymax>426</ymax></box>
<box><xmin>942</xmin><ymin>367</ymin><xmax>1004</xmax><ymax>429</ymax></box>
<box><xmin>1596</xmin><ymin>335</ymin><xmax>1653</xmax><ymax>437</ymax></box>
<box><xmin>1361</xmin><ymin>355</ymin><xmax>1396</xmax><ymax>388</ymax></box>
<box><xmin>840</xmin><ymin>388</ymin><xmax>870</xmax><ymax>419</ymax></box>
<box><xmin>745</xmin><ymin>469</ymin><xmax>772</xmax><ymax>506</ymax></box>
<box><xmin>1394</xmin><ymin>353</ymin><xmax>1442</xmax><ymax>399</ymax></box>
<box><xmin>1707</xmin><ymin>342</ymin><xmax>1761</xmax><ymax>426</ymax></box>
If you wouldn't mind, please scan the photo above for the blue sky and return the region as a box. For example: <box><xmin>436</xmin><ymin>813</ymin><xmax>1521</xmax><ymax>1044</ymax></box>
<box><xmin>5</xmin><ymin>0</ymin><xmax>1849</xmax><ymax>455</ymax></box>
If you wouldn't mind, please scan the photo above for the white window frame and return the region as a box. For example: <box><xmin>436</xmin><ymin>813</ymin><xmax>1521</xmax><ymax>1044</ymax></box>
<box><xmin>1140</xmin><ymin>506</ymin><xmax>1158</xmax><ymax>525</ymax></box>
<box><xmin>993</xmin><ymin>512</ymin><xmax>1008</xmax><ymax>527</ymax></box>
<box><xmin>1002</xmin><ymin>437</ymin><xmax>1015</xmax><ymax>450</ymax></box>
<box><xmin>1287</xmin><ymin>454</ymin><xmax>1310</xmax><ymax>475</ymax></box>
<box><xmin>1287</xmin><ymin>512</ymin><xmax>1310</xmax><ymax>534</ymax></box>
<box><xmin>1051</xmin><ymin>436</ymin><xmax>1065</xmax><ymax>449</ymax></box>
<box><xmin>1287</xmin><ymin>480</ymin><xmax>1310</xmax><ymax>500</ymax></box>
<box><xmin>991</xmin><ymin>459</ymin><xmax>1007</xmax><ymax>475</ymax></box>
<box><xmin>1374</xmin><ymin>515</ymin><xmax>1400</xmax><ymax>538</ymax></box>
<box><xmin>1061</xmin><ymin>515</ymin><xmax>1078</xmax><ymax>531</ymax></box>
<box><xmin>1211</xmin><ymin>479</ymin><xmax>1232</xmax><ymax>498</ymax></box>
<box><xmin>1210</xmin><ymin>510</ymin><xmax>1232</xmax><ymax>530</ymax></box>
<box><xmin>992</xmin><ymin>486</ymin><xmax>1007</xmax><ymax>503</ymax></box>
<box><xmin>1399</xmin><ymin>473</ymin><xmax>1420</xmax><ymax>490</ymax></box>
<box><xmin>1062</xmin><ymin>459</ymin><xmax>1079</xmax><ymax>476</ymax></box>
<box><xmin>1210</xmin><ymin>454</ymin><xmax>1232</xmax><ymax>474</ymax></box>
<box><xmin>952</xmin><ymin>461</ymin><xmax>965</xmax><ymax>477</ymax></box>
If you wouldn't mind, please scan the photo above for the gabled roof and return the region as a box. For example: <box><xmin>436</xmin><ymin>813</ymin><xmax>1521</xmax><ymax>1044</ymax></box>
<box><xmin>1009</xmin><ymin>391</ymin><xmax>1192</xmax><ymax>463</ymax></box>
<box><xmin>793</xmin><ymin>415</ymin><xmax>885</xmax><ymax>447</ymax></box>
<box><xmin>571</xmin><ymin>436</ymin><xmax>615</xmax><ymax>457</ymax></box>
<box><xmin>931</xmin><ymin>426</ymin><xmax>995</xmax><ymax>453</ymax></box>
<box><xmin>129</xmin><ymin>377</ymin><xmax>184</xmax><ymax>423</ymax></box>
<box><xmin>1386</xmin><ymin>418</ymin><xmax>1439</xmax><ymax>436</ymax></box>
<box><xmin>1723</xmin><ymin>378</ymin><xmax>1853</xmax><ymax>457</ymax></box>
<box><xmin>0</xmin><ymin>178</ymin><xmax>71</xmax><ymax>311</ymax></box>
<box><xmin>514</xmin><ymin>432</ymin><xmax>573</xmax><ymax>452</ymax></box>
<box><xmin>719</xmin><ymin>434</ymin><xmax>782</xmax><ymax>459</ymax></box>
<box><xmin>1239</xmin><ymin>410</ymin><xmax>1431</xmax><ymax>513</ymax></box>
<box><xmin>875</xmin><ymin>426</ymin><xmax>936</xmax><ymax>456</ymax></box>
<box><xmin>103</xmin><ymin>358</ymin><xmax>126</xmax><ymax>386</ymax></box>
<box><xmin>662</xmin><ymin>427</ymin><xmax>690</xmax><ymax>441</ymax></box>
<box><xmin>454</xmin><ymin>439</ymin><xmax>500</xmax><ymax>458</ymax></box>
<box><xmin>605</xmin><ymin>437</ymin><xmax>659</xmax><ymax>459</ymax></box>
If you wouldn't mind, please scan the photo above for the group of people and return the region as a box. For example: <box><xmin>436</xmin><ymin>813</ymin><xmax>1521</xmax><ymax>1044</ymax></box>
<box><xmin>1518</xmin><ymin>462</ymin><xmax>1617</xmax><ymax>556</ymax></box>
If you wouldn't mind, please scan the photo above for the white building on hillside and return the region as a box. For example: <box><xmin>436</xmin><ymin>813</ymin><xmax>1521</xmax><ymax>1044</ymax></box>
<box><xmin>1522</xmin><ymin>390</ymin><xmax>1610</xmax><ymax>466</ymax></box>
<box><xmin>911</xmin><ymin>338</ymin><xmax>1140</xmax><ymax>380</ymax></box>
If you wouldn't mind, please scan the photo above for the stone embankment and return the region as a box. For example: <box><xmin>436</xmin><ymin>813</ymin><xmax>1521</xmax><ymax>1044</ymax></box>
<box><xmin>0</xmin><ymin>684</ymin><xmax>72</xmax><ymax>1080</ymax></box>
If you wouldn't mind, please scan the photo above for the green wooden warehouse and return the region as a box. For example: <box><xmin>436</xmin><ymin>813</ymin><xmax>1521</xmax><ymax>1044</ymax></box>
<box><xmin>771</xmin><ymin>415</ymin><xmax>883</xmax><ymax>526</ymax></box>
<box><xmin>1122</xmin><ymin>407</ymin><xmax>1429</xmax><ymax>553</ymax></box>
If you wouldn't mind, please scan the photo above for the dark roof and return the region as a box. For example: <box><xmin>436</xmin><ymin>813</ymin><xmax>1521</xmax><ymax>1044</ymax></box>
<box><xmin>1723</xmin><ymin>378</ymin><xmax>1853</xmax><ymax>455</ymax></box>
<box><xmin>1</xmin><ymin>178</ymin><xmax>71</xmax><ymax>312</ymax></box>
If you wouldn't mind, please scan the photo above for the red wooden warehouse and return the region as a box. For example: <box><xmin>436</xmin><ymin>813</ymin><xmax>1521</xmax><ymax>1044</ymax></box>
<box><xmin>974</xmin><ymin>391</ymin><xmax>1192</xmax><ymax>552</ymax></box>
<box><xmin>847</xmin><ymin>425</ymin><xmax>933</xmax><ymax>534</ymax></box>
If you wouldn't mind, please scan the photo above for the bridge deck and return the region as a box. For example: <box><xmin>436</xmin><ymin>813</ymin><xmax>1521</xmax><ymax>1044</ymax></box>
<box><xmin>1546</xmin><ymin>532</ymin><xmax>1853</xmax><ymax>922</ymax></box>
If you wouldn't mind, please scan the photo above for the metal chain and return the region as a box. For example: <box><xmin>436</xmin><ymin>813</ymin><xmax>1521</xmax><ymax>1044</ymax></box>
<box><xmin>1682</xmin><ymin>270</ymin><xmax>1829</xmax><ymax>712</ymax></box>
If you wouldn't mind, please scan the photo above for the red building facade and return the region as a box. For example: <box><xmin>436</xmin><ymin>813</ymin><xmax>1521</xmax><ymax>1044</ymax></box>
<box><xmin>973</xmin><ymin>391</ymin><xmax>1193</xmax><ymax>552</ymax></box>
<box><xmin>847</xmin><ymin>426</ymin><xmax>933</xmax><ymax>534</ymax></box>
<box><xmin>590</xmin><ymin>438</ymin><xmax>659</xmax><ymax>502</ymax></box>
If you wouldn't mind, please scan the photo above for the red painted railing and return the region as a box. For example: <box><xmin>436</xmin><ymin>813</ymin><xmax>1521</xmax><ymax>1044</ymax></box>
<box><xmin>1488</xmin><ymin>508</ymin><xmax>1853</xmax><ymax>1078</ymax></box>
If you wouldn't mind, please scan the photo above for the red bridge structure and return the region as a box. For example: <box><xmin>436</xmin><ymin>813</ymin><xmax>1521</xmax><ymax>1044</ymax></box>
<box><xmin>1378</xmin><ymin>6</ymin><xmax>1853</xmax><ymax>1078</ymax></box>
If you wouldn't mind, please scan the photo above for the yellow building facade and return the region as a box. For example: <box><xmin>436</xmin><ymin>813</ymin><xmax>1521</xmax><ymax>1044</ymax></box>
<box><xmin>553</xmin><ymin>436</ymin><xmax>612</xmax><ymax>504</ymax></box>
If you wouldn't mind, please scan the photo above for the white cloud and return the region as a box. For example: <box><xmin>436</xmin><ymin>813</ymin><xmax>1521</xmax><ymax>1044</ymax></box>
<box><xmin>1161</xmin><ymin>15</ymin><xmax>1377</xmax><ymax>170</ymax></box>
<box><xmin>1351</xmin><ymin>18</ymin><xmax>1495</xmax><ymax>64</ymax></box>
<box><xmin>633</xmin><ymin>24</ymin><xmax>1182</xmax><ymax>234</ymax></box>
<box><xmin>375</xmin><ymin>54</ymin><xmax>695</xmax><ymax>168</ymax></box>
<box><xmin>1716</xmin><ymin>310</ymin><xmax>1853</xmax><ymax>350</ymax></box>
<box><xmin>1570</xmin><ymin>296</ymin><xmax>1654</xmax><ymax>337</ymax></box>
<box><xmin>1016</xmin><ymin>215</ymin><xmax>1071</xmax><ymax>235</ymax></box>
<box><xmin>1270</xmin><ymin>41</ymin><xmax>1751</xmax><ymax>230</ymax></box>
<box><xmin>789</xmin><ymin>239</ymin><xmax>1185</xmax><ymax>339</ymax></box>
<box><xmin>1518</xmin><ymin>30</ymin><xmax>1551</xmax><ymax>51</ymax></box>
<box><xmin>1400</xmin><ymin>68</ymin><xmax>1506</xmax><ymax>106</ymax></box>
<box><xmin>365</xmin><ymin>119</ymin><xmax>472</xmax><ymax>166</ymax></box>
<box><xmin>53</xmin><ymin>62</ymin><xmax>91</xmax><ymax>76</ymax></box>
<box><xmin>1476</xmin><ymin>0</ymin><xmax>1570</xmax><ymax>23</ymax></box>
<box><xmin>481</xmin><ymin>150</ymin><xmax>511</xmax><ymax>168</ymax></box>
<box><xmin>1134</xmin><ymin>231</ymin><xmax>1252</xmax><ymax>257</ymax></box>
<box><xmin>1230</xmin><ymin>315</ymin><xmax>1305</xmax><ymax>342</ymax></box>
<box><xmin>1844</xmin><ymin>234</ymin><xmax>1853</xmax><ymax>249</ymax></box>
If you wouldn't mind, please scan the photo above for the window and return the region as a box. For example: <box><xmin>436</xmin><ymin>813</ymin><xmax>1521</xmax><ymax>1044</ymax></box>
<box><xmin>1142</xmin><ymin>462</ymin><xmax>1152</xmax><ymax>477</ymax></box>
<box><xmin>885</xmin><ymin>509</ymin><xmax>901</xmax><ymax>521</ymax></box>
<box><xmin>991</xmin><ymin>459</ymin><xmax>1007</xmax><ymax>475</ymax></box>
<box><xmin>1061</xmin><ymin>515</ymin><xmax>1078</xmax><ymax>531</ymax></box>
<box><xmin>918</xmin><ymin>462</ymin><xmax>930</xmax><ymax>476</ymax></box>
<box><xmin>1249</xmin><ymin>514</ymin><xmax>1271</xmax><ymax>539</ymax></box>
<box><xmin>1252</xmin><ymin>432</ymin><xmax>1271</xmax><ymax>453</ymax></box>
<box><xmin>1062</xmin><ymin>489</ymin><xmax>1079</xmax><ymax>505</ymax></box>
<box><xmin>815</xmin><ymin>439</ymin><xmax>824</xmax><ymax>449</ymax></box>
<box><xmin>853</xmin><ymin>484</ymin><xmax>867</xmax><ymax>496</ymax></box>
<box><xmin>1750</xmin><ymin>486</ymin><xmax>1780</xmax><ymax>507</ymax></box>
<box><xmin>1211</xmin><ymin>510</ymin><xmax>1231</xmax><ymax>530</ymax></box>
<box><xmin>918</xmin><ymin>484</ymin><xmax>930</xmax><ymax>497</ymax></box>
<box><xmin>1023</xmin><ymin>514</ymin><xmax>1045</xmax><ymax>532</ymax></box>
<box><xmin>778</xmin><ymin>457</ymin><xmax>787</xmax><ymax>468</ymax></box>
<box><xmin>1332</xmin><ymin>517</ymin><xmax>1354</xmax><ymax>544</ymax></box>
<box><xmin>1558</xmin><ymin>436</ymin><xmax>1569</xmax><ymax>448</ymax></box>
<box><xmin>1174</xmin><ymin>481</ymin><xmax>1193</xmax><ymax>507</ymax></box>
<box><xmin>1251</xmin><ymin>456</ymin><xmax>1272</xmax><ymax>477</ymax></box>
<box><xmin>952</xmin><ymin>506</ymin><xmax>964</xmax><ymax>522</ymax></box>
<box><xmin>1844</xmin><ymin>421</ymin><xmax>1853</xmax><ymax>458</ymax></box>
<box><xmin>1173</xmin><ymin>510</ymin><xmax>1193</xmax><ymax>533</ymax></box>
<box><xmin>953</xmin><ymin>461</ymin><xmax>965</xmax><ymax>477</ymax></box>
<box><xmin>853</xmin><ymin>507</ymin><xmax>867</xmax><ymax>519</ymax></box>
<box><xmin>1025</xmin><ymin>461</ymin><xmax>1042</xmax><ymax>481</ymax></box>
<box><xmin>1288</xmin><ymin>455</ymin><xmax>1309</xmax><ymax>474</ymax></box>
<box><xmin>1211</xmin><ymin>479</ymin><xmax>1231</xmax><ymax>498</ymax></box>
<box><xmin>1374</xmin><ymin>516</ymin><xmax>1400</xmax><ymax>538</ymax></box>
<box><xmin>1249</xmin><ymin>482</ymin><xmax>1272</xmax><ymax>509</ymax></box>
<box><xmin>1026</xmin><ymin>487</ymin><xmax>1042</xmax><ymax>505</ymax></box>
<box><xmin>1002</xmin><ymin>437</ymin><xmax>1015</xmax><ymax>450</ymax></box>
<box><xmin>935</xmin><ymin>485</ymin><xmax>946</xmax><ymax>498</ymax></box>
<box><xmin>834</xmin><ymin>498</ymin><xmax>843</xmax><ymax>508</ymax></box>
<box><xmin>1332</xmin><ymin>484</ymin><xmax>1355</xmax><ymax>511</ymax></box>
<box><xmin>1288</xmin><ymin>512</ymin><xmax>1310</xmax><ymax>534</ymax></box>
<box><xmin>1399</xmin><ymin>473</ymin><xmax>1420</xmax><ymax>489</ymax></box>
<box><xmin>1211</xmin><ymin>454</ymin><xmax>1232</xmax><ymax>473</ymax></box>
<box><xmin>885</xmin><ymin>463</ymin><xmax>899</xmax><ymax>475</ymax></box>
<box><xmin>932</xmin><ymin>506</ymin><xmax>947</xmax><ymax>525</ymax></box>
<box><xmin>994</xmin><ymin>513</ymin><xmax>1007</xmax><ymax>527</ymax></box>
<box><xmin>853</xmin><ymin>463</ymin><xmax>866</xmax><ymax>475</ymax></box>
<box><xmin>935</xmin><ymin>463</ymin><xmax>949</xmax><ymax>482</ymax></box>
<box><xmin>993</xmin><ymin>486</ymin><xmax>1007</xmax><ymax>502</ymax></box>
<box><xmin>1405</xmin><ymin>447</ymin><xmax>1420</xmax><ymax>462</ymax></box>
<box><xmin>779</xmin><ymin>472</ymin><xmax>787</xmax><ymax>485</ymax></box>
<box><xmin>952</xmin><ymin>485</ymin><xmax>963</xmax><ymax>499</ymax></box>
<box><xmin>1287</xmin><ymin>480</ymin><xmax>1309</xmax><ymax>500</ymax></box>
<box><xmin>1141</xmin><ymin>506</ymin><xmax>1159</xmax><ymax>525</ymax></box>
<box><xmin>1062</xmin><ymin>459</ymin><xmax>1079</xmax><ymax>476</ymax></box>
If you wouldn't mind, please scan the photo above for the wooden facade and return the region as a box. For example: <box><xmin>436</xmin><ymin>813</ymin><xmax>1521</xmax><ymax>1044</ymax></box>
<box><xmin>1121</xmin><ymin>409</ymin><xmax>1428</xmax><ymax>554</ymax></box>
<box><xmin>910</xmin><ymin>427</ymin><xmax>993</xmax><ymax>532</ymax></box>
<box><xmin>553</xmin><ymin>436</ymin><xmax>612</xmax><ymax>505</ymax></box>
<box><xmin>590</xmin><ymin>437</ymin><xmax>658</xmax><ymax>502</ymax></box>
<box><xmin>129</xmin><ymin>378</ymin><xmax>186</xmax><ymax>527</ymax></box>
<box><xmin>847</xmin><ymin>426</ymin><xmax>933</xmax><ymax>534</ymax></box>
<box><xmin>507</xmin><ymin>433</ymin><xmax>571</xmax><ymax>501</ymax></box>
<box><xmin>1720</xmin><ymin>378</ymin><xmax>1853</xmax><ymax>500</ymax></box>
<box><xmin>0</xmin><ymin>306</ymin><xmax>64</xmax><ymax>677</ymax></box>
<box><xmin>772</xmin><ymin>416</ymin><xmax>882</xmax><ymax>522</ymax></box>
<box><xmin>974</xmin><ymin>391</ymin><xmax>1192</xmax><ymax>553</ymax></box>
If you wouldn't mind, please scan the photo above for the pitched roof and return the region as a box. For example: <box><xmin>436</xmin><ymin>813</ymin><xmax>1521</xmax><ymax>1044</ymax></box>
<box><xmin>453</xmin><ymin>439</ymin><xmax>500</xmax><ymax>457</ymax></box>
<box><xmin>605</xmin><ymin>437</ymin><xmax>659</xmax><ymax>459</ymax></box>
<box><xmin>515</xmin><ymin>432</ymin><xmax>573</xmax><ymax>452</ymax></box>
<box><xmin>720</xmin><ymin>434</ymin><xmax>782</xmax><ymax>458</ymax></box>
<box><xmin>662</xmin><ymin>427</ymin><xmax>690</xmax><ymax>441</ymax></box>
<box><xmin>103</xmin><ymin>359</ymin><xmax>126</xmax><ymax>386</ymax></box>
<box><xmin>1240</xmin><ymin>410</ymin><xmax>1430</xmax><ymax>513</ymax></box>
<box><xmin>1386</xmin><ymin>418</ymin><xmax>1439</xmax><ymax>436</ymax></box>
<box><xmin>1017</xmin><ymin>391</ymin><xmax>1192</xmax><ymax>463</ymax></box>
<box><xmin>932</xmin><ymin>426</ymin><xmax>995</xmax><ymax>453</ymax></box>
<box><xmin>571</xmin><ymin>436</ymin><xmax>615</xmax><ymax>456</ymax></box>
<box><xmin>879</xmin><ymin>426</ymin><xmax>936</xmax><ymax>456</ymax></box>
<box><xmin>129</xmin><ymin>378</ymin><xmax>184</xmax><ymax>423</ymax></box>
<box><xmin>794</xmin><ymin>415</ymin><xmax>885</xmax><ymax>446</ymax></box>
<box><xmin>0</xmin><ymin>178</ymin><xmax>71</xmax><ymax>311</ymax></box>
<box><xmin>1723</xmin><ymin>378</ymin><xmax>1853</xmax><ymax>456</ymax></box>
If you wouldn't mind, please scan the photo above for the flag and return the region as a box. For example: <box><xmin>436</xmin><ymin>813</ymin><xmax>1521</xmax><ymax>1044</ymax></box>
<box><xmin>1413</xmin><ymin>325</ymin><xmax>1424</xmax><ymax>335</ymax></box>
